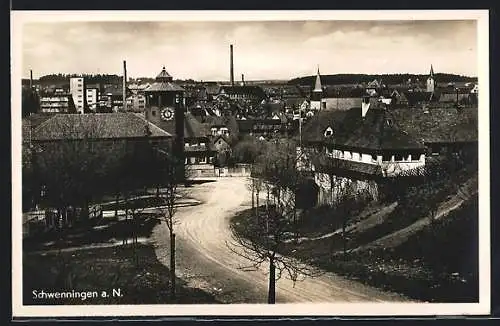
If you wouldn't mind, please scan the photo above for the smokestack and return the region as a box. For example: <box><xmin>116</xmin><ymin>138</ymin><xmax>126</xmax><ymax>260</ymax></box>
<box><xmin>241</xmin><ymin>74</ymin><xmax>245</xmax><ymax>86</ymax></box>
<box><xmin>29</xmin><ymin>70</ymin><xmax>33</xmax><ymax>89</ymax></box>
<box><xmin>230</xmin><ymin>44</ymin><xmax>234</xmax><ymax>87</ymax></box>
<box><xmin>123</xmin><ymin>60</ymin><xmax>127</xmax><ymax>111</ymax></box>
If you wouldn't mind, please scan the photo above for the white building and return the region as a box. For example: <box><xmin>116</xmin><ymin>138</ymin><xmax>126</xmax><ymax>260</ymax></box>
<box><xmin>70</xmin><ymin>77</ymin><xmax>85</xmax><ymax>114</ymax></box>
<box><xmin>85</xmin><ymin>87</ymin><xmax>99</xmax><ymax>111</ymax></box>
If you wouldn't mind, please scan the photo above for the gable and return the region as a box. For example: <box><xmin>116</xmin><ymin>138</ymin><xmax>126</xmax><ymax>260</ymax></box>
<box><xmin>324</xmin><ymin>126</ymin><xmax>334</xmax><ymax>137</ymax></box>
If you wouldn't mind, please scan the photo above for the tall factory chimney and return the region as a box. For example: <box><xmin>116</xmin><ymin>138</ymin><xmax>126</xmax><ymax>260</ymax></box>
<box><xmin>241</xmin><ymin>74</ymin><xmax>245</xmax><ymax>86</ymax></box>
<box><xmin>29</xmin><ymin>70</ymin><xmax>33</xmax><ymax>89</ymax></box>
<box><xmin>123</xmin><ymin>60</ymin><xmax>127</xmax><ymax>111</ymax></box>
<box><xmin>230</xmin><ymin>44</ymin><xmax>234</xmax><ymax>87</ymax></box>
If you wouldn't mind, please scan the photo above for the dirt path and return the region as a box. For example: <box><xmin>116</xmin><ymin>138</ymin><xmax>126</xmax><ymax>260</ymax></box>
<box><xmin>352</xmin><ymin>174</ymin><xmax>478</xmax><ymax>252</ymax></box>
<box><xmin>151</xmin><ymin>177</ymin><xmax>409</xmax><ymax>303</ymax></box>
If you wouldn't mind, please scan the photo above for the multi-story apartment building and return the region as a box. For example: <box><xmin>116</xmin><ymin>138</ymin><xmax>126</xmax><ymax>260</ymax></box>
<box><xmin>126</xmin><ymin>94</ymin><xmax>146</xmax><ymax>112</ymax></box>
<box><xmin>85</xmin><ymin>87</ymin><xmax>99</xmax><ymax>111</ymax></box>
<box><xmin>39</xmin><ymin>94</ymin><xmax>70</xmax><ymax>113</ymax></box>
<box><xmin>70</xmin><ymin>77</ymin><xmax>85</xmax><ymax>114</ymax></box>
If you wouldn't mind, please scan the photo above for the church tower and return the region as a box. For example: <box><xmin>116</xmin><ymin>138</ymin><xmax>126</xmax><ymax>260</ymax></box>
<box><xmin>426</xmin><ymin>64</ymin><xmax>435</xmax><ymax>93</ymax></box>
<box><xmin>310</xmin><ymin>67</ymin><xmax>324</xmax><ymax>110</ymax></box>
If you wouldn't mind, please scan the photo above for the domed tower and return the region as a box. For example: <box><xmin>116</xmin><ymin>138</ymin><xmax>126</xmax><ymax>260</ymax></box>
<box><xmin>426</xmin><ymin>64</ymin><xmax>435</xmax><ymax>93</ymax></box>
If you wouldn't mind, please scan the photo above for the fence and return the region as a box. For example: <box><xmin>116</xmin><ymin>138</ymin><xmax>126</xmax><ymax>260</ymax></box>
<box><xmin>215</xmin><ymin>164</ymin><xmax>252</xmax><ymax>177</ymax></box>
<box><xmin>22</xmin><ymin>204</ymin><xmax>103</xmax><ymax>238</ymax></box>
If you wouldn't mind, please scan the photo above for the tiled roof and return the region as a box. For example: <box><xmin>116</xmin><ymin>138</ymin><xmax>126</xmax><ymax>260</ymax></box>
<box><xmin>32</xmin><ymin>113</ymin><xmax>172</xmax><ymax>141</ymax></box>
<box><xmin>301</xmin><ymin>105</ymin><xmax>425</xmax><ymax>151</ymax></box>
<box><xmin>402</xmin><ymin>91</ymin><xmax>438</xmax><ymax>105</ymax></box>
<box><xmin>22</xmin><ymin>113</ymin><xmax>61</xmax><ymax>140</ymax></box>
<box><xmin>219</xmin><ymin>86</ymin><xmax>266</xmax><ymax>98</ymax></box>
<box><xmin>149</xmin><ymin>112</ymin><xmax>209</xmax><ymax>139</ymax></box>
<box><xmin>390</xmin><ymin>107</ymin><xmax>478</xmax><ymax>143</ymax></box>
<box><xmin>342</xmin><ymin>109</ymin><xmax>425</xmax><ymax>151</ymax></box>
<box><xmin>145</xmin><ymin>82</ymin><xmax>185</xmax><ymax>92</ymax></box>
<box><xmin>313</xmin><ymin>155</ymin><xmax>383</xmax><ymax>177</ymax></box>
<box><xmin>156</xmin><ymin>67</ymin><xmax>173</xmax><ymax>82</ymax></box>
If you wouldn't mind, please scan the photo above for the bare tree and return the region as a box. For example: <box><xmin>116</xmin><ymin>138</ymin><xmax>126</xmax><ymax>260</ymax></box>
<box><xmin>152</xmin><ymin>146</ymin><xmax>187</xmax><ymax>301</ymax></box>
<box><xmin>227</xmin><ymin>139</ymin><xmax>321</xmax><ymax>303</ymax></box>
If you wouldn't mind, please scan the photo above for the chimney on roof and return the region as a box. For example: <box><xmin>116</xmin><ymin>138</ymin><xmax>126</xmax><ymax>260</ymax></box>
<box><xmin>29</xmin><ymin>69</ymin><xmax>33</xmax><ymax>89</ymax></box>
<box><xmin>123</xmin><ymin>60</ymin><xmax>127</xmax><ymax>111</ymax></box>
<box><xmin>230</xmin><ymin>44</ymin><xmax>234</xmax><ymax>87</ymax></box>
<box><xmin>241</xmin><ymin>74</ymin><xmax>245</xmax><ymax>86</ymax></box>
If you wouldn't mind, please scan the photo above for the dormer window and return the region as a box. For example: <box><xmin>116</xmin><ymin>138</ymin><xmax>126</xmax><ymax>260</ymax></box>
<box><xmin>386</xmin><ymin>118</ymin><xmax>393</xmax><ymax>127</ymax></box>
<box><xmin>324</xmin><ymin>126</ymin><xmax>334</xmax><ymax>137</ymax></box>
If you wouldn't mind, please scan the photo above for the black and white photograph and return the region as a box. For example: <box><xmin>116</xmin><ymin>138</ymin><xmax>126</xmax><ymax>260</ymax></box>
<box><xmin>11</xmin><ymin>10</ymin><xmax>490</xmax><ymax>317</ymax></box>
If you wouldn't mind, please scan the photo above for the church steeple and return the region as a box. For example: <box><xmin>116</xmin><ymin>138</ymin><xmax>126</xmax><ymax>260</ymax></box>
<box><xmin>426</xmin><ymin>64</ymin><xmax>435</xmax><ymax>93</ymax></box>
<box><xmin>310</xmin><ymin>66</ymin><xmax>324</xmax><ymax>110</ymax></box>
<box><xmin>313</xmin><ymin>65</ymin><xmax>322</xmax><ymax>93</ymax></box>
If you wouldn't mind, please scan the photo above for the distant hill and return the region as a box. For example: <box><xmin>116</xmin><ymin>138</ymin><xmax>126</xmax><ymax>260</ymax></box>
<box><xmin>288</xmin><ymin>74</ymin><xmax>478</xmax><ymax>86</ymax></box>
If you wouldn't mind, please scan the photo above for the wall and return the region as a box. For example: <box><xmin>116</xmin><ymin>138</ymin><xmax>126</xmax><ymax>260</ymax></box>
<box><xmin>314</xmin><ymin>172</ymin><xmax>379</xmax><ymax>205</ymax></box>
<box><xmin>324</xmin><ymin>97</ymin><xmax>362</xmax><ymax>111</ymax></box>
<box><xmin>215</xmin><ymin>164</ymin><xmax>252</xmax><ymax>177</ymax></box>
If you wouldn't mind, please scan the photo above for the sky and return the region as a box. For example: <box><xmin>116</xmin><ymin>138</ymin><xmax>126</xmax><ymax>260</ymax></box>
<box><xmin>21</xmin><ymin>20</ymin><xmax>478</xmax><ymax>81</ymax></box>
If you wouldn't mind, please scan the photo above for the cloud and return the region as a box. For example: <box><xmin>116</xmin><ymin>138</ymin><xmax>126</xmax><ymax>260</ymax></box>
<box><xmin>21</xmin><ymin>20</ymin><xmax>478</xmax><ymax>80</ymax></box>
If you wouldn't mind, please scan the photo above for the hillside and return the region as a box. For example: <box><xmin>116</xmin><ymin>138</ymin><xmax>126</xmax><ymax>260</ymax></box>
<box><xmin>231</xmin><ymin>155</ymin><xmax>479</xmax><ymax>302</ymax></box>
<box><xmin>288</xmin><ymin>73</ymin><xmax>477</xmax><ymax>86</ymax></box>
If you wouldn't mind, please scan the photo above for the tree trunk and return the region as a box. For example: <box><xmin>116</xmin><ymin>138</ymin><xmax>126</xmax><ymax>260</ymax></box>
<box><xmin>115</xmin><ymin>192</ymin><xmax>119</xmax><ymax>219</ymax></box>
<box><xmin>268</xmin><ymin>255</ymin><xmax>276</xmax><ymax>304</ymax></box>
<box><xmin>342</xmin><ymin>213</ymin><xmax>347</xmax><ymax>261</ymax></box>
<box><xmin>170</xmin><ymin>232</ymin><xmax>176</xmax><ymax>301</ymax></box>
<box><xmin>256</xmin><ymin>189</ymin><xmax>260</xmax><ymax>223</ymax></box>
<box><xmin>252</xmin><ymin>181</ymin><xmax>255</xmax><ymax>210</ymax></box>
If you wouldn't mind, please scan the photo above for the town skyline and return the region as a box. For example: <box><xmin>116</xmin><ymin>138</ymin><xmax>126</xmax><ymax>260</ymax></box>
<box><xmin>22</xmin><ymin>20</ymin><xmax>478</xmax><ymax>81</ymax></box>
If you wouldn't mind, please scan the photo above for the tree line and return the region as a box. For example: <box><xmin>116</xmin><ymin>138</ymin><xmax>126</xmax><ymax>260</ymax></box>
<box><xmin>288</xmin><ymin>73</ymin><xmax>477</xmax><ymax>86</ymax></box>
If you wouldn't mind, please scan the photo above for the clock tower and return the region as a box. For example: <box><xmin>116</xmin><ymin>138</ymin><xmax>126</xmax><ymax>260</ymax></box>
<box><xmin>144</xmin><ymin>66</ymin><xmax>186</xmax><ymax>181</ymax></box>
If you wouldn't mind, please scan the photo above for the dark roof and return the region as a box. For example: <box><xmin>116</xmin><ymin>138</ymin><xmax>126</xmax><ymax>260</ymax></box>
<box><xmin>145</xmin><ymin>82</ymin><xmax>185</xmax><ymax>92</ymax></box>
<box><xmin>342</xmin><ymin>109</ymin><xmax>425</xmax><ymax>151</ymax></box>
<box><xmin>149</xmin><ymin>112</ymin><xmax>209</xmax><ymax>139</ymax></box>
<box><xmin>219</xmin><ymin>86</ymin><xmax>266</xmax><ymax>98</ymax></box>
<box><xmin>300</xmin><ymin>110</ymin><xmax>350</xmax><ymax>143</ymax></box>
<box><xmin>324</xmin><ymin>87</ymin><xmax>366</xmax><ymax>98</ymax></box>
<box><xmin>204</xmin><ymin>84</ymin><xmax>221</xmax><ymax>95</ymax></box>
<box><xmin>103</xmin><ymin>84</ymin><xmax>127</xmax><ymax>97</ymax></box>
<box><xmin>32</xmin><ymin>113</ymin><xmax>172</xmax><ymax>141</ymax></box>
<box><xmin>22</xmin><ymin>113</ymin><xmax>59</xmax><ymax>142</ymax></box>
<box><xmin>402</xmin><ymin>91</ymin><xmax>438</xmax><ymax>105</ymax></box>
<box><xmin>301</xmin><ymin>105</ymin><xmax>425</xmax><ymax>151</ymax></box>
<box><xmin>155</xmin><ymin>67</ymin><xmax>173</xmax><ymax>82</ymax></box>
<box><xmin>390</xmin><ymin>107</ymin><xmax>478</xmax><ymax>143</ymax></box>
<box><xmin>237</xmin><ymin>118</ymin><xmax>285</xmax><ymax>133</ymax></box>
<box><xmin>313</xmin><ymin>155</ymin><xmax>383</xmax><ymax>177</ymax></box>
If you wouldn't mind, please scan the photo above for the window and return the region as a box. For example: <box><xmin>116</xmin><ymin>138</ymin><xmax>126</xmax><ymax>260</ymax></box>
<box><xmin>371</xmin><ymin>154</ymin><xmax>378</xmax><ymax>162</ymax></box>
<box><xmin>382</xmin><ymin>154</ymin><xmax>391</xmax><ymax>161</ymax></box>
<box><xmin>324</xmin><ymin>126</ymin><xmax>334</xmax><ymax>137</ymax></box>
<box><xmin>200</xmin><ymin>157</ymin><xmax>207</xmax><ymax>164</ymax></box>
<box><xmin>200</xmin><ymin>142</ymin><xmax>206</xmax><ymax>147</ymax></box>
<box><xmin>152</xmin><ymin>110</ymin><xmax>156</xmax><ymax>116</ymax></box>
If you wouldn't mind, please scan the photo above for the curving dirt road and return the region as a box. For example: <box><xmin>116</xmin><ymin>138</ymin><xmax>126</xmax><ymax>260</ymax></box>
<box><xmin>152</xmin><ymin>177</ymin><xmax>409</xmax><ymax>303</ymax></box>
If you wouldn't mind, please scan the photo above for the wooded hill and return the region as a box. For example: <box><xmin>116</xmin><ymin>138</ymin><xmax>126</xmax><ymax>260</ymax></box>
<box><xmin>288</xmin><ymin>74</ymin><xmax>477</xmax><ymax>86</ymax></box>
